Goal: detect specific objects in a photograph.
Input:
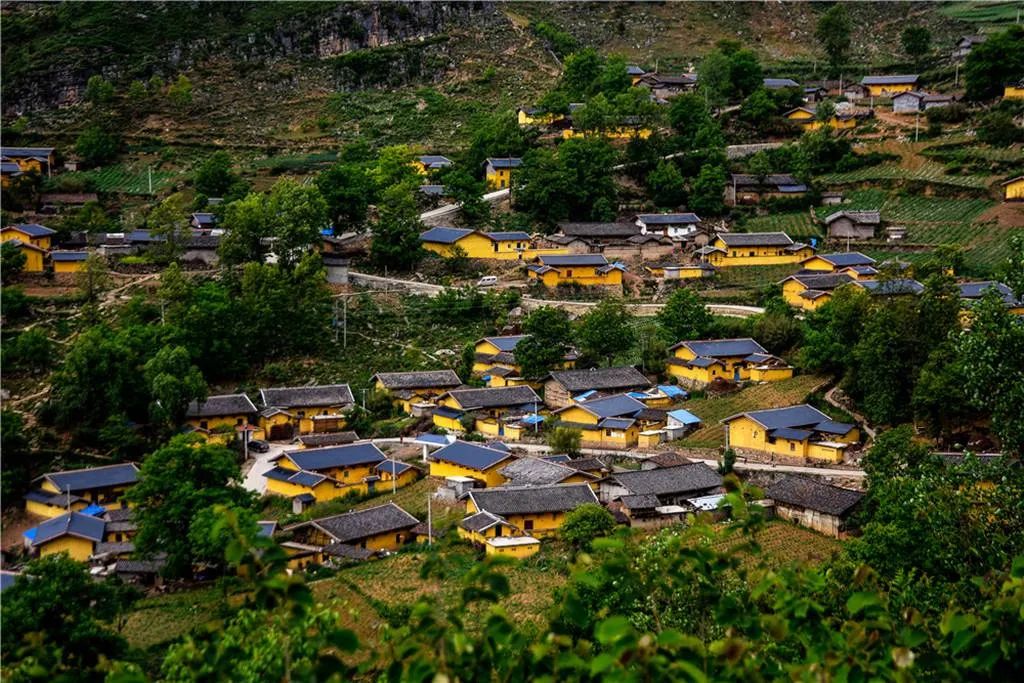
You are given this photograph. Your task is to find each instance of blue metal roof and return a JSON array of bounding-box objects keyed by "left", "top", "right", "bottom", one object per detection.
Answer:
[
  {"left": 285, "top": 443, "right": 386, "bottom": 471},
  {"left": 376, "top": 460, "right": 413, "bottom": 476},
  {"left": 43, "top": 463, "right": 139, "bottom": 493},
  {"left": 815, "top": 252, "right": 875, "bottom": 267},
  {"left": 538, "top": 254, "right": 609, "bottom": 267},
  {"left": 520, "top": 413, "right": 545, "bottom": 425},
  {"left": 574, "top": 394, "right": 646, "bottom": 419},
  {"left": 433, "top": 406, "right": 464, "bottom": 419},
  {"left": 813, "top": 420, "right": 856, "bottom": 435},
  {"left": 542, "top": 454, "right": 572, "bottom": 463},
  {"left": 1, "top": 162, "right": 21, "bottom": 173},
  {"left": 675, "top": 338, "right": 766, "bottom": 358},
  {"left": 627, "top": 391, "right": 649, "bottom": 399},
  {"left": 420, "top": 226, "right": 474, "bottom": 244},
  {"left": 668, "top": 409, "right": 702, "bottom": 425},
  {"left": 31, "top": 512, "right": 106, "bottom": 546},
  {"left": 0, "top": 146, "right": 54, "bottom": 157},
  {"left": 484, "top": 335, "right": 526, "bottom": 352},
  {"left": 486, "top": 231, "right": 530, "bottom": 241},
  {"left": 770, "top": 427, "right": 813, "bottom": 441},
  {"left": 689, "top": 357, "right": 724, "bottom": 368},
  {"left": 574, "top": 390, "right": 598, "bottom": 401},
  {"left": 626, "top": 65, "right": 645, "bottom": 75},
  {"left": 10, "top": 223, "right": 56, "bottom": 237},
  {"left": 257, "top": 521, "right": 276, "bottom": 537},
  {"left": 777, "top": 184, "right": 809, "bottom": 193},
  {"left": 415, "top": 433, "right": 455, "bottom": 446},
  {"left": 0, "top": 571, "right": 18, "bottom": 592},
  {"left": 418, "top": 155, "right": 452, "bottom": 167},
  {"left": 658, "top": 385, "right": 688, "bottom": 399},
  {"left": 432, "top": 440, "right": 513, "bottom": 471},
  {"left": 600, "top": 417, "right": 636, "bottom": 430},
  {"left": 50, "top": 251, "right": 89, "bottom": 262},
  {"left": 81, "top": 503, "right": 106, "bottom": 516}
]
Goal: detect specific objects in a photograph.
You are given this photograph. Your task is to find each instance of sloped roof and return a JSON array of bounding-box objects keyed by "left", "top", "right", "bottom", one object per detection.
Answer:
[
  {"left": 619, "top": 493, "right": 661, "bottom": 509},
  {"left": 566, "top": 393, "right": 646, "bottom": 419},
  {"left": 548, "top": 366, "right": 650, "bottom": 393},
  {"left": 722, "top": 405, "right": 855, "bottom": 438},
  {"left": 808, "top": 252, "right": 876, "bottom": 268},
  {"left": 260, "top": 384, "right": 354, "bottom": 408},
  {"left": 645, "top": 452, "right": 693, "bottom": 468},
  {"left": 636, "top": 212, "right": 701, "bottom": 225},
  {"left": 669, "top": 337, "right": 767, "bottom": 357},
  {"left": 40, "top": 463, "right": 139, "bottom": 493},
  {"left": 958, "top": 281, "right": 1019, "bottom": 305},
  {"left": 538, "top": 254, "right": 609, "bottom": 267},
  {"left": 31, "top": 512, "right": 106, "bottom": 546},
  {"left": 480, "top": 335, "right": 527, "bottom": 352},
  {"left": 823, "top": 210, "right": 881, "bottom": 225},
  {"left": 611, "top": 463, "right": 723, "bottom": 497},
  {"left": 373, "top": 370, "right": 462, "bottom": 390},
  {"left": 469, "top": 483, "right": 599, "bottom": 516},
  {"left": 310, "top": 503, "right": 419, "bottom": 543},
  {"left": 498, "top": 457, "right": 589, "bottom": 487},
  {"left": 460, "top": 510, "right": 510, "bottom": 533},
  {"left": 0, "top": 146, "right": 54, "bottom": 157},
  {"left": 443, "top": 385, "right": 541, "bottom": 410},
  {"left": 717, "top": 232, "right": 794, "bottom": 247},
  {"left": 419, "top": 226, "right": 474, "bottom": 244},
  {"left": 861, "top": 74, "right": 919, "bottom": 85},
  {"left": 185, "top": 393, "right": 257, "bottom": 418},
  {"left": 764, "top": 77, "right": 800, "bottom": 88},
  {"left": 779, "top": 273, "right": 854, "bottom": 291},
  {"left": 851, "top": 279, "right": 925, "bottom": 295},
  {"left": 296, "top": 431, "right": 359, "bottom": 447},
  {"left": 49, "top": 251, "right": 89, "bottom": 262},
  {"left": 7, "top": 223, "right": 56, "bottom": 237},
  {"left": 766, "top": 475, "right": 864, "bottom": 516},
  {"left": 731, "top": 174, "right": 800, "bottom": 188},
  {"left": 486, "top": 157, "right": 523, "bottom": 169},
  {"left": 418, "top": 155, "right": 452, "bottom": 167},
  {"left": 563, "top": 457, "right": 609, "bottom": 472},
  {"left": 283, "top": 442, "right": 386, "bottom": 471},
  {"left": 558, "top": 222, "right": 640, "bottom": 238},
  {"left": 486, "top": 231, "right": 531, "bottom": 242},
  {"left": 432, "top": 440, "right": 515, "bottom": 471},
  {"left": 264, "top": 466, "right": 328, "bottom": 487}
]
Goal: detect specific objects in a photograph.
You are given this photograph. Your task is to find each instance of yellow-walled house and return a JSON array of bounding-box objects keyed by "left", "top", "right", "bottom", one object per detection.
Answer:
[
  {"left": 497, "top": 456, "right": 598, "bottom": 488},
  {"left": 726, "top": 174, "right": 808, "bottom": 206},
  {"left": 779, "top": 273, "right": 855, "bottom": 311},
  {"left": 258, "top": 384, "right": 354, "bottom": 437},
  {"left": 666, "top": 338, "right": 793, "bottom": 387},
  {"left": 527, "top": 254, "right": 625, "bottom": 288},
  {"left": 543, "top": 366, "right": 652, "bottom": 409},
  {"left": 561, "top": 124, "right": 653, "bottom": 140},
  {"left": 467, "top": 483, "right": 601, "bottom": 537},
  {"left": 458, "top": 509, "right": 524, "bottom": 546},
  {"left": 472, "top": 335, "right": 577, "bottom": 384},
  {"left": 627, "top": 65, "right": 646, "bottom": 85},
  {"left": 860, "top": 75, "right": 919, "bottom": 97},
  {"left": 4, "top": 239, "right": 46, "bottom": 272},
  {"left": 1002, "top": 79, "right": 1024, "bottom": 100},
  {"left": 722, "top": 404, "right": 859, "bottom": 463},
  {"left": 25, "top": 463, "right": 139, "bottom": 519},
  {"left": 517, "top": 107, "right": 565, "bottom": 127},
  {"left": 420, "top": 227, "right": 529, "bottom": 259},
  {"left": 551, "top": 394, "right": 655, "bottom": 449},
  {"left": 373, "top": 369, "right": 462, "bottom": 414},
  {"left": 958, "top": 281, "right": 1024, "bottom": 317},
  {"left": 411, "top": 155, "right": 452, "bottom": 175},
  {"left": 0, "top": 146, "right": 56, "bottom": 175},
  {"left": 700, "top": 232, "right": 814, "bottom": 267},
  {"left": 484, "top": 157, "right": 522, "bottom": 190},
  {"left": 428, "top": 440, "right": 516, "bottom": 487},
  {"left": 486, "top": 535, "right": 541, "bottom": 557},
  {"left": 644, "top": 263, "right": 717, "bottom": 280},
  {"left": 286, "top": 502, "right": 420, "bottom": 557},
  {"left": 264, "top": 442, "right": 388, "bottom": 502},
  {"left": 1, "top": 223, "right": 56, "bottom": 249},
  {"left": 185, "top": 393, "right": 258, "bottom": 434},
  {"left": 783, "top": 107, "right": 856, "bottom": 131},
  {"left": 1002, "top": 175, "right": 1024, "bottom": 201},
  {"left": 51, "top": 250, "right": 89, "bottom": 273},
  {"left": 799, "top": 252, "right": 876, "bottom": 273},
  {"left": 27, "top": 511, "right": 106, "bottom": 562},
  {"left": 437, "top": 385, "right": 542, "bottom": 418}
]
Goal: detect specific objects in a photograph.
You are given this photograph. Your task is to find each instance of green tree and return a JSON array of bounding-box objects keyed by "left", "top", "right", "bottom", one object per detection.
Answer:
[
  {"left": 144, "top": 345, "right": 207, "bottom": 427},
  {"left": 146, "top": 193, "right": 192, "bottom": 263},
  {"left": 688, "top": 163, "right": 727, "bottom": 216},
  {"left": 442, "top": 168, "right": 490, "bottom": 224},
  {"left": 900, "top": 26, "right": 931, "bottom": 62},
  {"left": 964, "top": 26, "right": 1024, "bottom": 100},
  {"left": 168, "top": 74, "right": 193, "bottom": 109},
  {"left": 799, "top": 286, "right": 871, "bottom": 374},
  {"left": 977, "top": 110, "right": 1021, "bottom": 147},
  {"left": 561, "top": 503, "right": 616, "bottom": 550},
  {"left": 84, "top": 74, "right": 115, "bottom": 105},
  {"left": 998, "top": 232, "right": 1024, "bottom": 299},
  {"left": 4, "top": 327, "right": 53, "bottom": 375},
  {"left": 61, "top": 201, "right": 114, "bottom": 233},
  {"left": 1, "top": 554, "right": 138, "bottom": 679},
  {"left": 668, "top": 93, "right": 712, "bottom": 141},
  {"left": 577, "top": 298, "right": 636, "bottom": 366},
  {"left": 513, "top": 148, "right": 571, "bottom": 227},
  {"left": 126, "top": 435, "right": 253, "bottom": 577},
  {"left": 718, "top": 447, "right": 736, "bottom": 474},
  {"left": 515, "top": 306, "right": 574, "bottom": 379},
  {"left": 646, "top": 159, "right": 686, "bottom": 207},
  {"left": 598, "top": 55, "right": 632, "bottom": 96},
  {"left": 127, "top": 79, "right": 147, "bottom": 105},
  {"left": 816, "top": 4, "right": 852, "bottom": 75},
  {"left": 370, "top": 185, "right": 425, "bottom": 271},
  {"left": 747, "top": 150, "right": 773, "bottom": 181},
  {"left": 547, "top": 425, "right": 582, "bottom": 457},
  {"left": 698, "top": 49, "right": 732, "bottom": 109},
  {"left": 1, "top": 410, "right": 32, "bottom": 504},
  {"left": 464, "top": 111, "right": 535, "bottom": 172},
  {"left": 538, "top": 89, "right": 571, "bottom": 115},
  {"left": 1, "top": 240, "right": 26, "bottom": 283},
  {"left": 75, "top": 125, "right": 119, "bottom": 165},
  {"left": 76, "top": 253, "right": 110, "bottom": 303},
  {"left": 372, "top": 144, "right": 419, "bottom": 190},
  {"left": 729, "top": 49, "right": 763, "bottom": 97},
  {"left": 219, "top": 191, "right": 272, "bottom": 265},
  {"left": 911, "top": 342, "right": 978, "bottom": 444},
  {"left": 740, "top": 87, "right": 777, "bottom": 127},
  {"left": 658, "top": 287, "right": 713, "bottom": 342},
  {"left": 562, "top": 48, "right": 603, "bottom": 99},
  {"left": 572, "top": 92, "right": 615, "bottom": 133},
  {"left": 850, "top": 299, "right": 920, "bottom": 425},
  {"left": 266, "top": 178, "right": 329, "bottom": 269},
  {"left": 752, "top": 309, "right": 803, "bottom": 356},
  {"left": 187, "top": 503, "right": 261, "bottom": 569},
  {"left": 194, "top": 151, "right": 247, "bottom": 199},
  {"left": 559, "top": 136, "right": 618, "bottom": 221},
  {"left": 315, "top": 162, "right": 374, "bottom": 231}
]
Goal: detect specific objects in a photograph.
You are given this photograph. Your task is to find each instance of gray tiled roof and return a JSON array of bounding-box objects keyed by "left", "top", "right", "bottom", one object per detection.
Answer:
[
  {"left": 611, "top": 463, "right": 723, "bottom": 497},
  {"left": 323, "top": 542, "right": 375, "bottom": 560},
  {"left": 32, "top": 512, "right": 106, "bottom": 546},
  {"left": 432, "top": 441, "right": 515, "bottom": 471},
  {"left": 780, "top": 273, "right": 854, "bottom": 291},
  {"left": 469, "top": 483, "right": 599, "bottom": 516},
  {"left": 373, "top": 370, "right": 462, "bottom": 390},
  {"left": 40, "top": 463, "right": 139, "bottom": 493},
  {"left": 861, "top": 74, "right": 918, "bottom": 85},
  {"left": 823, "top": 210, "right": 881, "bottom": 225},
  {"left": 811, "top": 252, "right": 876, "bottom": 267},
  {"left": 444, "top": 385, "right": 541, "bottom": 410},
  {"left": 731, "top": 174, "right": 800, "bottom": 188},
  {"left": 569, "top": 393, "right": 646, "bottom": 419},
  {"left": 669, "top": 338, "right": 767, "bottom": 357},
  {"left": 718, "top": 232, "right": 794, "bottom": 247},
  {"left": 548, "top": 366, "right": 650, "bottom": 393},
  {"left": 619, "top": 493, "right": 661, "bottom": 509},
  {"left": 310, "top": 503, "right": 419, "bottom": 543},
  {"left": 498, "top": 457, "right": 588, "bottom": 487},
  {"left": 260, "top": 384, "right": 354, "bottom": 408},
  {"left": 558, "top": 222, "right": 640, "bottom": 238},
  {"left": 284, "top": 442, "right": 386, "bottom": 472},
  {"left": 766, "top": 475, "right": 863, "bottom": 516},
  {"left": 185, "top": 393, "right": 257, "bottom": 418},
  {"left": 460, "top": 510, "right": 508, "bottom": 533}
]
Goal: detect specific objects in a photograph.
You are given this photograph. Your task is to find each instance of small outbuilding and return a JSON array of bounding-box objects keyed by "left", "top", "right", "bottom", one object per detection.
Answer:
[{"left": 765, "top": 475, "right": 863, "bottom": 538}]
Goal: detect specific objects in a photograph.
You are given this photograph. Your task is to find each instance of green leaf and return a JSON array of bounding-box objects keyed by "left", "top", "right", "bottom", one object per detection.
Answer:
[{"left": 847, "top": 591, "right": 881, "bottom": 616}]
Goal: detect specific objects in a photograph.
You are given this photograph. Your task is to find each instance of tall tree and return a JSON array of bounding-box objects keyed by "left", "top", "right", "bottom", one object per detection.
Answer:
[
  {"left": 266, "top": 178, "right": 329, "bottom": 270},
  {"left": 698, "top": 50, "right": 732, "bottom": 109},
  {"left": 147, "top": 193, "right": 193, "bottom": 263},
  {"left": 728, "top": 49, "right": 763, "bottom": 97},
  {"left": 514, "top": 306, "right": 574, "bottom": 379},
  {"left": 577, "top": 298, "right": 636, "bottom": 366},
  {"left": 900, "top": 26, "right": 931, "bottom": 63},
  {"left": 316, "top": 162, "right": 374, "bottom": 231},
  {"left": 688, "top": 163, "right": 727, "bottom": 216},
  {"left": 1, "top": 241, "right": 26, "bottom": 283},
  {"left": 75, "top": 253, "right": 111, "bottom": 303},
  {"left": 144, "top": 345, "right": 207, "bottom": 427},
  {"left": 964, "top": 26, "right": 1024, "bottom": 100},
  {"left": 370, "top": 184, "right": 425, "bottom": 271},
  {"left": 441, "top": 169, "right": 490, "bottom": 224},
  {"left": 219, "top": 191, "right": 272, "bottom": 266},
  {"left": 562, "top": 48, "right": 603, "bottom": 99},
  {"left": 646, "top": 159, "right": 686, "bottom": 208},
  {"left": 815, "top": 4, "right": 852, "bottom": 75},
  {"left": 658, "top": 287, "right": 713, "bottom": 342},
  {"left": 194, "top": 151, "right": 247, "bottom": 200}
]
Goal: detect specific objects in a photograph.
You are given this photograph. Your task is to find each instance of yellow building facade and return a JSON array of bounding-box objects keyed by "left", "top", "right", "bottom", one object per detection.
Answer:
[
  {"left": 484, "top": 157, "right": 521, "bottom": 190},
  {"left": 485, "top": 536, "right": 540, "bottom": 557},
  {"left": 554, "top": 404, "right": 641, "bottom": 448},
  {"left": 1004, "top": 84, "right": 1024, "bottom": 99},
  {"left": 1, "top": 225, "right": 54, "bottom": 249},
  {"left": 5, "top": 240, "right": 46, "bottom": 272},
  {"left": 38, "top": 535, "right": 95, "bottom": 561},
  {"left": 666, "top": 338, "right": 793, "bottom": 386},
  {"left": 1002, "top": 176, "right": 1024, "bottom": 201},
  {"left": 703, "top": 234, "right": 813, "bottom": 267},
  {"left": 723, "top": 405, "right": 859, "bottom": 463}
]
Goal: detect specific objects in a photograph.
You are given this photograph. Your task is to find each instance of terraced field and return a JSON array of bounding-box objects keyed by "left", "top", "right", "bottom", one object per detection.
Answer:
[
  {"left": 62, "top": 164, "right": 179, "bottom": 195},
  {"left": 742, "top": 210, "right": 821, "bottom": 239},
  {"left": 818, "top": 162, "right": 992, "bottom": 190}
]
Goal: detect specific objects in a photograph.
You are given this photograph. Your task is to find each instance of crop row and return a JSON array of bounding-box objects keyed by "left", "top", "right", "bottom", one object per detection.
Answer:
[
  {"left": 818, "top": 162, "right": 992, "bottom": 189},
  {"left": 64, "top": 165, "right": 178, "bottom": 195}
]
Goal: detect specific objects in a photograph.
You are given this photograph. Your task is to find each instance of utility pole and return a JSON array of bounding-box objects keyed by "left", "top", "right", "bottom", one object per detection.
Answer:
[
  {"left": 342, "top": 297, "right": 348, "bottom": 348},
  {"left": 954, "top": 62, "right": 959, "bottom": 88},
  {"left": 427, "top": 494, "right": 433, "bottom": 546},
  {"left": 391, "top": 462, "right": 397, "bottom": 494},
  {"left": 148, "top": 166, "right": 153, "bottom": 195},
  {"left": 915, "top": 111, "right": 920, "bottom": 143}
]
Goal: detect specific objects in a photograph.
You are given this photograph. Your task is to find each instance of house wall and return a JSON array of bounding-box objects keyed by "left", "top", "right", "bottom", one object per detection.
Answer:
[
  {"left": 708, "top": 239, "right": 813, "bottom": 266},
  {"left": 25, "top": 499, "right": 90, "bottom": 519},
  {"left": 603, "top": 242, "right": 675, "bottom": 262},
  {"left": 528, "top": 266, "right": 623, "bottom": 288},
  {"left": 39, "top": 480, "right": 133, "bottom": 507},
  {"left": 1004, "top": 179, "right": 1024, "bottom": 201},
  {"left": 775, "top": 504, "right": 846, "bottom": 538},
  {"left": 429, "top": 460, "right": 506, "bottom": 487},
  {"left": 433, "top": 412, "right": 464, "bottom": 432},
  {"left": 749, "top": 366, "right": 795, "bottom": 382},
  {"left": 187, "top": 414, "right": 250, "bottom": 432},
  {"left": 1, "top": 229, "right": 51, "bottom": 249},
  {"left": 866, "top": 83, "right": 914, "bottom": 96},
  {"left": 543, "top": 379, "right": 573, "bottom": 409},
  {"left": 38, "top": 536, "right": 95, "bottom": 561},
  {"left": 782, "top": 280, "right": 832, "bottom": 311},
  {"left": 800, "top": 256, "right": 840, "bottom": 272},
  {"left": 53, "top": 260, "right": 85, "bottom": 273},
  {"left": 726, "top": 416, "right": 808, "bottom": 458},
  {"left": 485, "top": 539, "right": 540, "bottom": 557},
  {"left": 486, "top": 166, "right": 513, "bottom": 190},
  {"left": 1005, "top": 86, "right": 1024, "bottom": 100},
  {"left": 278, "top": 458, "right": 376, "bottom": 486},
  {"left": 827, "top": 217, "right": 876, "bottom": 240},
  {"left": 892, "top": 95, "right": 921, "bottom": 113},
  {"left": 21, "top": 246, "right": 46, "bottom": 272},
  {"left": 807, "top": 442, "right": 847, "bottom": 463}
]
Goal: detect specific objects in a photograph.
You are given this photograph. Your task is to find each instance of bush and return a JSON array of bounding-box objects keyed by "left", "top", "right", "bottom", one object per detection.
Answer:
[
  {"left": 547, "top": 426, "right": 582, "bottom": 457},
  {"left": 560, "top": 503, "right": 616, "bottom": 550}
]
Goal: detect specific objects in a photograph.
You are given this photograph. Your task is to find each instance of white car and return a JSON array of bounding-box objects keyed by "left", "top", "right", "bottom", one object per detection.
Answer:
[{"left": 476, "top": 275, "right": 498, "bottom": 287}]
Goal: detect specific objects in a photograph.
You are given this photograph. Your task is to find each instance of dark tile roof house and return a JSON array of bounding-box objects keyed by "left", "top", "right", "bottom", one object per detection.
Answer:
[
  {"left": 957, "top": 281, "right": 1021, "bottom": 307},
  {"left": 763, "top": 78, "right": 801, "bottom": 88},
  {"left": 609, "top": 463, "right": 723, "bottom": 498},
  {"left": 296, "top": 431, "right": 360, "bottom": 448},
  {"left": 469, "top": 483, "right": 599, "bottom": 516},
  {"left": 778, "top": 273, "right": 855, "bottom": 297},
  {"left": 259, "top": 384, "right": 354, "bottom": 409},
  {"left": 8, "top": 223, "right": 57, "bottom": 238},
  {"left": 557, "top": 222, "right": 641, "bottom": 239},
  {"left": 460, "top": 510, "right": 511, "bottom": 533},
  {"left": 851, "top": 278, "right": 925, "bottom": 296},
  {"left": 860, "top": 75, "right": 919, "bottom": 86},
  {"left": 298, "top": 502, "right": 419, "bottom": 544},
  {"left": 376, "top": 460, "right": 416, "bottom": 477},
  {"left": 31, "top": 512, "right": 106, "bottom": 548},
  {"left": 568, "top": 394, "right": 648, "bottom": 419},
  {"left": 498, "top": 457, "right": 595, "bottom": 487},
  {"left": 373, "top": 370, "right": 462, "bottom": 390},
  {"left": 185, "top": 393, "right": 257, "bottom": 419},
  {"left": 441, "top": 385, "right": 541, "bottom": 410},
  {"left": 723, "top": 404, "right": 856, "bottom": 439},
  {"left": 0, "top": 146, "right": 55, "bottom": 159},
  {"left": 766, "top": 475, "right": 864, "bottom": 517},
  {"left": 635, "top": 213, "right": 701, "bottom": 226},
  {"left": 644, "top": 452, "right": 693, "bottom": 469},
  {"left": 547, "top": 366, "right": 651, "bottom": 394},
  {"left": 37, "top": 463, "right": 140, "bottom": 493},
  {"left": 806, "top": 252, "right": 876, "bottom": 268},
  {"left": 420, "top": 226, "right": 474, "bottom": 244},
  {"left": 281, "top": 443, "right": 387, "bottom": 472},
  {"left": 823, "top": 210, "right": 881, "bottom": 226},
  {"left": 418, "top": 155, "right": 453, "bottom": 169},
  {"left": 563, "top": 457, "right": 610, "bottom": 474},
  {"left": 669, "top": 338, "right": 768, "bottom": 357},
  {"left": 50, "top": 251, "right": 89, "bottom": 263},
  {"left": 626, "top": 65, "right": 646, "bottom": 76},
  {"left": 730, "top": 174, "right": 806, "bottom": 192},
  {"left": 486, "top": 157, "right": 523, "bottom": 169},
  {"left": 191, "top": 212, "right": 216, "bottom": 228},
  {"left": 431, "top": 440, "right": 516, "bottom": 472},
  {"left": 323, "top": 542, "right": 375, "bottom": 561},
  {"left": 537, "top": 254, "right": 611, "bottom": 268},
  {"left": 717, "top": 232, "right": 797, "bottom": 248},
  {"left": 418, "top": 184, "right": 446, "bottom": 197}
]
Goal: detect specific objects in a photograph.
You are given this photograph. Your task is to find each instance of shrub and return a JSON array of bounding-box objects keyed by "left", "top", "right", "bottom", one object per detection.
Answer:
[{"left": 560, "top": 503, "right": 616, "bottom": 550}]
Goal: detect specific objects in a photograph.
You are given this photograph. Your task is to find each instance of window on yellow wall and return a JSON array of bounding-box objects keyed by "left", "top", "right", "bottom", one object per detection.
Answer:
[
  {"left": 200, "top": 420, "right": 208, "bottom": 429},
  {"left": 790, "top": 442, "right": 795, "bottom": 451},
  {"left": 524, "top": 519, "right": 534, "bottom": 531}
]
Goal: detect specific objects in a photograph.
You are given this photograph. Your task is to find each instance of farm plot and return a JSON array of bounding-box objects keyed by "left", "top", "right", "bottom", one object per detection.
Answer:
[
  {"left": 818, "top": 162, "right": 992, "bottom": 190},
  {"left": 815, "top": 191, "right": 993, "bottom": 224},
  {"left": 742, "top": 210, "right": 820, "bottom": 238},
  {"left": 62, "top": 164, "right": 178, "bottom": 195}
]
